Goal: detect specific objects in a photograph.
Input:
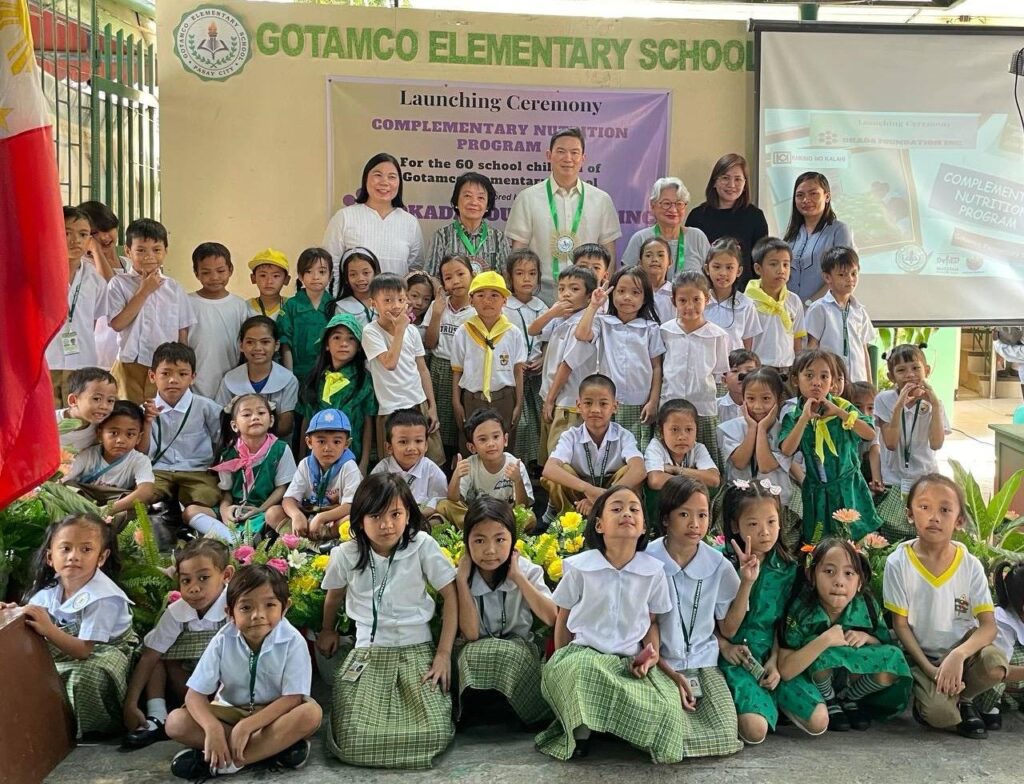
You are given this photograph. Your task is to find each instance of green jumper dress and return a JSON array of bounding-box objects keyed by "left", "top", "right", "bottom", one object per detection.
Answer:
[{"left": 303, "top": 364, "right": 378, "bottom": 461}]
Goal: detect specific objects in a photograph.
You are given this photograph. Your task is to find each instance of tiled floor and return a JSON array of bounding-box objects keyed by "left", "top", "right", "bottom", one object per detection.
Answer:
[{"left": 940, "top": 392, "right": 1021, "bottom": 497}]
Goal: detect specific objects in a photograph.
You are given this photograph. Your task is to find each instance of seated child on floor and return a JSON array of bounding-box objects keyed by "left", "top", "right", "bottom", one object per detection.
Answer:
[
  {"left": 453, "top": 497, "right": 556, "bottom": 725},
  {"left": 976, "top": 561, "right": 1024, "bottom": 727},
  {"left": 435, "top": 408, "right": 535, "bottom": 530},
  {"left": 165, "top": 564, "right": 322, "bottom": 779},
  {"left": 57, "top": 366, "right": 118, "bottom": 452},
  {"left": 645, "top": 398, "right": 720, "bottom": 492},
  {"left": 122, "top": 540, "right": 233, "bottom": 750},
  {"left": 370, "top": 408, "right": 448, "bottom": 517},
  {"left": 541, "top": 374, "right": 646, "bottom": 520}
]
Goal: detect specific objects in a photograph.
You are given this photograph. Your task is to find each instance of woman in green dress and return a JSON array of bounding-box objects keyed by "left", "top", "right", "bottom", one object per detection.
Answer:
[
  {"left": 780, "top": 350, "right": 882, "bottom": 544},
  {"left": 778, "top": 538, "right": 911, "bottom": 731}
]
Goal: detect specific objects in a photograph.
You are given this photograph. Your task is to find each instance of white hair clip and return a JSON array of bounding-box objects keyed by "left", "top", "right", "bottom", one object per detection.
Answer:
[
  {"left": 758, "top": 478, "right": 783, "bottom": 496},
  {"left": 732, "top": 479, "right": 751, "bottom": 490}
]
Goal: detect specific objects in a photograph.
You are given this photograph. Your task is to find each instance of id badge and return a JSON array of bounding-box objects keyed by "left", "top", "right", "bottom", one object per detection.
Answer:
[
  {"left": 685, "top": 670, "right": 703, "bottom": 700},
  {"left": 61, "top": 330, "right": 80, "bottom": 356},
  {"left": 341, "top": 649, "right": 369, "bottom": 682}
]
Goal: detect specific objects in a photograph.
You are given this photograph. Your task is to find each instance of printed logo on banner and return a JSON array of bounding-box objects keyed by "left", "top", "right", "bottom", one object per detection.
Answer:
[{"left": 173, "top": 5, "right": 252, "bottom": 82}]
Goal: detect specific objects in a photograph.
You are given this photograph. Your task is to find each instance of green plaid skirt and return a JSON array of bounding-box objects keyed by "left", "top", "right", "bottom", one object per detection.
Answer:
[
  {"left": 876, "top": 485, "right": 914, "bottom": 543},
  {"left": 670, "top": 666, "right": 743, "bottom": 758},
  {"left": 163, "top": 628, "right": 220, "bottom": 664},
  {"left": 697, "top": 415, "right": 723, "bottom": 474},
  {"left": 430, "top": 357, "right": 458, "bottom": 454},
  {"left": 615, "top": 404, "right": 651, "bottom": 453},
  {"left": 516, "top": 373, "right": 542, "bottom": 466},
  {"left": 535, "top": 644, "right": 686, "bottom": 763},
  {"left": 50, "top": 624, "right": 139, "bottom": 737},
  {"left": 975, "top": 644, "right": 1024, "bottom": 713},
  {"left": 327, "top": 643, "right": 453, "bottom": 769},
  {"left": 456, "top": 636, "right": 551, "bottom": 725}
]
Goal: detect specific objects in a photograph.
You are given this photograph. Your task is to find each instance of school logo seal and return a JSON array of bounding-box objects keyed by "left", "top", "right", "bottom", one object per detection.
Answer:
[{"left": 173, "top": 6, "right": 251, "bottom": 82}]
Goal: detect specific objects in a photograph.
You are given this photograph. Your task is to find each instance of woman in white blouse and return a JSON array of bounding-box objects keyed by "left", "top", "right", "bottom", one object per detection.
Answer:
[{"left": 323, "top": 153, "right": 425, "bottom": 289}]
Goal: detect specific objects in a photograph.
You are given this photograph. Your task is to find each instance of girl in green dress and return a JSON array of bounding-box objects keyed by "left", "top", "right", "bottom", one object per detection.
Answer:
[
  {"left": 778, "top": 538, "right": 911, "bottom": 732},
  {"left": 780, "top": 350, "right": 882, "bottom": 544},
  {"left": 717, "top": 479, "right": 825, "bottom": 744}
]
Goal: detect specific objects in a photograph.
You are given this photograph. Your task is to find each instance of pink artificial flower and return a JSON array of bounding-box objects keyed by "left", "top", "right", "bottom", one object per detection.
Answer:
[
  {"left": 831, "top": 508, "right": 861, "bottom": 524},
  {"left": 233, "top": 545, "right": 256, "bottom": 565},
  {"left": 713, "top": 534, "right": 726, "bottom": 545},
  {"left": 280, "top": 533, "right": 301, "bottom": 549},
  {"left": 267, "top": 558, "right": 289, "bottom": 575},
  {"left": 861, "top": 533, "right": 890, "bottom": 550},
  {"left": 167, "top": 590, "right": 182, "bottom": 604}
]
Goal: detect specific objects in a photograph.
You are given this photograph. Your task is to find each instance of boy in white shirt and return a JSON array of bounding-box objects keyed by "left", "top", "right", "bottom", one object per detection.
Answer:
[
  {"left": 805, "top": 246, "right": 877, "bottom": 384},
  {"left": 187, "top": 242, "right": 250, "bottom": 398},
  {"left": 57, "top": 366, "right": 118, "bottom": 452},
  {"left": 541, "top": 374, "right": 646, "bottom": 521},
  {"left": 435, "top": 408, "right": 535, "bottom": 530},
  {"left": 884, "top": 474, "right": 1008, "bottom": 739},
  {"left": 49, "top": 206, "right": 108, "bottom": 406},
  {"left": 370, "top": 409, "right": 448, "bottom": 517},
  {"left": 451, "top": 271, "right": 527, "bottom": 455},
  {"left": 717, "top": 349, "right": 760, "bottom": 424},
  {"left": 107, "top": 219, "right": 195, "bottom": 403},
  {"left": 361, "top": 273, "right": 445, "bottom": 466},
  {"left": 744, "top": 237, "right": 805, "bottom": 373}
]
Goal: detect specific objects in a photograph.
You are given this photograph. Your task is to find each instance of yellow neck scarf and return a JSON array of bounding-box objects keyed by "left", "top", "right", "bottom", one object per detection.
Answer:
[
  {"left": 746, "top": 280, "right": 793, "bottom": 332},
  {"left": 465, "top": 315, "right": 514, "bottom": 401},
  {"left": 322, "top": 370, "right": 350, "bottom": 404},
  {"left": 808, "top": 396, "right": 852, "bottom": 464}
]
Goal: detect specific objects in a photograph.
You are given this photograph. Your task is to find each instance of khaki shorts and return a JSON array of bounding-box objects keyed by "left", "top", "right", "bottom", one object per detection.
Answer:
[
  {"left": 50, "top": 370, "right": 75, "bottom": 408},
  {"left": 542, "top": 406, "right": 581, "bottom": 463},
  {"left": 111, "top": 360, "right": 155, "bottom": 404},
  {"left": 911, "top": 643, "right": 1008, "bottom": 729},
  {"left": 153, "top": 470, "right": 221, "bottom": 508},
  {"left": 541, "top": 464, "right": 631, "bottom": 514}
]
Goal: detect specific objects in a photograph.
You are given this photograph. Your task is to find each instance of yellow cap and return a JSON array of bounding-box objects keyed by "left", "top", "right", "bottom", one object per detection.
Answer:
[
  {"left": 248, "top": 248, "right": 290, "bottom": 273},
  {"left": 468, "top": 270, "right": 510, "bottom": 298}
]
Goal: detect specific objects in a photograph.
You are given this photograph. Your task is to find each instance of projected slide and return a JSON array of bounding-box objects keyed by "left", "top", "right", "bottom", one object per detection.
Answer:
[{"left": 757, "top": 27, "right": 1024, "bottom": 323}]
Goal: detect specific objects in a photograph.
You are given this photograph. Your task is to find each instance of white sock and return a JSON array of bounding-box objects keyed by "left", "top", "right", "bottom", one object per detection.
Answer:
[
  {"left": 189, "top": 512, "right": 238, "bottom": 543},
  {"left": 146, "top": 698, "right": 168, "bottom": 722},
  {"left": 215, "top": 762, "right": 242, "bottom": 775},
  {"left": 984, "top": 706, "right": 1001, "bottom": 715}
]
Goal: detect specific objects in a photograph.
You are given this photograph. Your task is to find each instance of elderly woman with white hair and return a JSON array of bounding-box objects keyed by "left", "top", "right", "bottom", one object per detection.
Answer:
[{"left": 621, "top": 176, "right": 711, "bottom": 274}]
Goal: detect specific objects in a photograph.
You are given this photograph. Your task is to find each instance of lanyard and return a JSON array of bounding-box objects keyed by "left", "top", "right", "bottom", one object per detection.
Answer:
[
  {"left": 672, "top": 575, "right": 703, "bottom": 654},
  {"left": 454, "top": 220, "right": 488, "bottom": 258},
  {"left": 652, "top": 225, "right": 685, "bottom": 273},
  {"left": 901, "top": 401, "right": 921, "bottom": 468},
  {"left": 840, "top": 302, "right": 850, "bottom": 358},
  {"left": 582, "top": 442, "right": 612, "bottom": 488},
  {"left": 67, "top": 264, "right": 85, "bottom": 323},
  {"left": 152, "top": 401, "right": 194, "bottom": 465},
  {"left": 477, "top": 593, "right": 507, "bottom": 638},
  {"left": 368, "top": 551, "right": 396, "bottom": 646},
  {"left": 546, "top": 179, "right": 585, "bottom": 280},
  {"left": 514, "top": 308, "right": 535, "bottom": 356},
  {"left": 247, "top": 649, "right": 260, "bottom": 711},
  {"left": 256, "top": 298, "right": 267, "bottom": 316},
  {"left": 79, "top": 452, "right": 132, "bottom": 485}
]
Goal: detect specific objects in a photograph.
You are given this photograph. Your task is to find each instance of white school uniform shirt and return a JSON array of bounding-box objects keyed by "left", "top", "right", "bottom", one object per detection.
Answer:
[
  {"left": 188, "top": 618, "right": 311, "bottom": 705},
  {"left": 147, "top": 390, "right": 221, "bottom": 471},
  {"left": 216, "top": 442, "right": 297, "bottom": 495},
  {"left": 94, "top": 256, "right": 133, "bottom": 369},
  {"left": 557, "top": 336, "right": 599, "bottom": 409},
  {"left": 994, "top": 606, "right": 1024, "bottom": 660},
  {"left": 538, "top": 310, "right": 583, "bottom": 404},
  {"left": 143, "top": 589, "right": 228, "bottom": 654},
  {"left": 580, "top": 315, "right": 665, "bottom": 406},
  {"left": 459, "top": 453, "right": 535, "bottom": 505},
  {"left": 470, "top": 558, "right": 551, "bottom": 642},
  {"left": 334, "top": 296, "right": 376, "bottom": 330},
  {"left": 323, "top": 203, "right": 424, "bottom": 283},
  {"left": 659, "top": 320, "right": 730, "bottom": 416},
  {"left": 749, "top": 289, "right": 805, "bottom": 368},
  {"left": 361, "top": 320, "right": 427, "bottom": 415},
  {"left": 717, "top": 393, "right": 742, "bottom": 424},
  {"left": 883, "top": 541, "right": 994, "bottom": 660},
  {"left": 28, "top": 569, "right": 133, "bottom": 642},
  {"left": 424, "top": 300, "right": 475, "bottom": 362},
  {"left": 371, "top": 455, "right": 448, "bottom": 509},
  {"left": 321, "top": 531, "right": 456, "bottom": 648},
  {"left": 57, "top": 409, "right": 97, "bottom": 451},
  {"left": 550, "top": 422, "right": 642, "bottom": 479},
  {"left": 504, "top": 296, "right": 546, "bottom": 364},
  {"left": 66, "top": 444, "right": 155, "bottom": 490},
  {"left": 216, "top": 362, "right": 299, "bottom": 415},
  {"left": 716, "top": 417, "right": 793, "bottom": 506},
  {"left": 187, "top": 292, "right": 250, "bottom": 399},
  {"left": 45, "top": 261, "right": 107, "bottom": 370},
  {"left": 873, "top": 391, "right": 950, "bottom": 493},
  {"left": 643, "top": 438, "right": 716, "bottom": 475},
  {"left": 553, "top": 549, "right": 671, "bottom": 657},
  {"left": 284, "top": 456, "right": 361, "bottom": 507},
  {"left": 804, "top": 293, "right": 877, "bottom": 383},
  {"left": 653, "top": 280, "right": 674, "bottom": 324},
  {"left": 451, "top": 324, "right": 527, "bottom": 394},
  {"left": 106, "top": 270, "right": 196, "bottom": 366},
  {"left": 647, "top": 538, "right": 741, "bottom": 670},
  {"left": 704, "top": 292, "right": 763, "bottom": 352}
]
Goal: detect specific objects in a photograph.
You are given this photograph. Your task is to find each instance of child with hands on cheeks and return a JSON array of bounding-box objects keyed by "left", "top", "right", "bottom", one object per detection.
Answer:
[
  {"left": 318, "top": 474, "right": 458, "bottom": 769},
  {"left": 164, "top": 565, "right": 322, "bottom": 779},
  {"left": 535, "top": 486, "right": 686, "bottom": 762},
  {"left": 453, "top": 497, "right": 556, "bottom": 725}
]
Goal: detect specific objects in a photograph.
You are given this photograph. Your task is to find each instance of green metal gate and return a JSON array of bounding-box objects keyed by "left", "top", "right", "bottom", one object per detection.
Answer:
[{"left": 31, "top": 0, "right": 159, "bottom": 231}]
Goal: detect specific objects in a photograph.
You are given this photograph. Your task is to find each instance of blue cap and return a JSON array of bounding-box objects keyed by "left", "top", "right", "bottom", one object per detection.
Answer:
[{"left": 305, "top": 408, "right": 352, "bottom": 434}]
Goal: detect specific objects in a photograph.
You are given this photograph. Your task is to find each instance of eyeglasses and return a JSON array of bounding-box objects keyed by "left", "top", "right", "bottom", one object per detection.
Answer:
[
  {"left": 655, "top": 200, "right": 687, "bottom": 211},
  {"left": 717, "top": 175, "right": 746, "bottom": 185}
]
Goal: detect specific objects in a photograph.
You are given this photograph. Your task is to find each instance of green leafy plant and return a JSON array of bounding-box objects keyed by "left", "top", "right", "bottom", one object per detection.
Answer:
[
  {"left": 949, "top": 460, "right": 1024, "bottom": 569},
  {"left": 874, "top": 327, "right": 937, "bottom": 389},
  {"left": 116, "top": 502, "right": 175, "bottom": 635},
  {"left": 0, "top": 497, "right": 50, "bottom": 600}
]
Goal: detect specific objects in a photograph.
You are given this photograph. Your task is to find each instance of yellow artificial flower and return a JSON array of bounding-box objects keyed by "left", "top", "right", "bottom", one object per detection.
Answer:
[
  {"left": 559, "top": 511, "right": 583, "bottom": 533},
  {"left": 564, "top": 535, "right": 584, "bottom": 554},
  {"left": 514, "top": 540, "right": 525, "bottom": 553},
  {"left": 312, "top": 554, "right": 330, "bottom": 571},
  {"left": 339, "top": 519, "right": 352, "bottom": 542},
  {"left": 441, "top": 547, "right": 455, "bottom": 566},
  {"left": 535, "top": 534, "right": 559, "bottom": 567},
  {"left": 290, "top": 574, "right": 318, "bottom": 594},
  {"left": 546, "top": 558, "right": 563, "bottom": 582}
]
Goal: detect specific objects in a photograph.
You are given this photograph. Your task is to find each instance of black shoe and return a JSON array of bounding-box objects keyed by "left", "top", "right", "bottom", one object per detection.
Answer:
[
  {"left": 273, "top": 739, "right": 311, "bottom": 770},
  {"left": 982, "top": 710, "right": 1002, "bottom": 731},
  {"left": 826, "top": 700, "right": 850, "bottom": 732},
  {"left": 316, "top": 539, "right": 339, "bottom": 555},
  {"left": 912, "top": 700, "right": 928, "bottom": 727},
  {"left": 170, "top": 749, "right": 212, "bottom": 780},
  {"left": 842, "top": 702, "right": 871, "bottom": 731},
  {"left": 956, "top": 701, "right": 988, "bottom": 739},
  {"left": 121, "top": 718, "right": 167, "bottom": 749},
  {"left": 571, "top": 738, "right": 590, "bottom": 759}
]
